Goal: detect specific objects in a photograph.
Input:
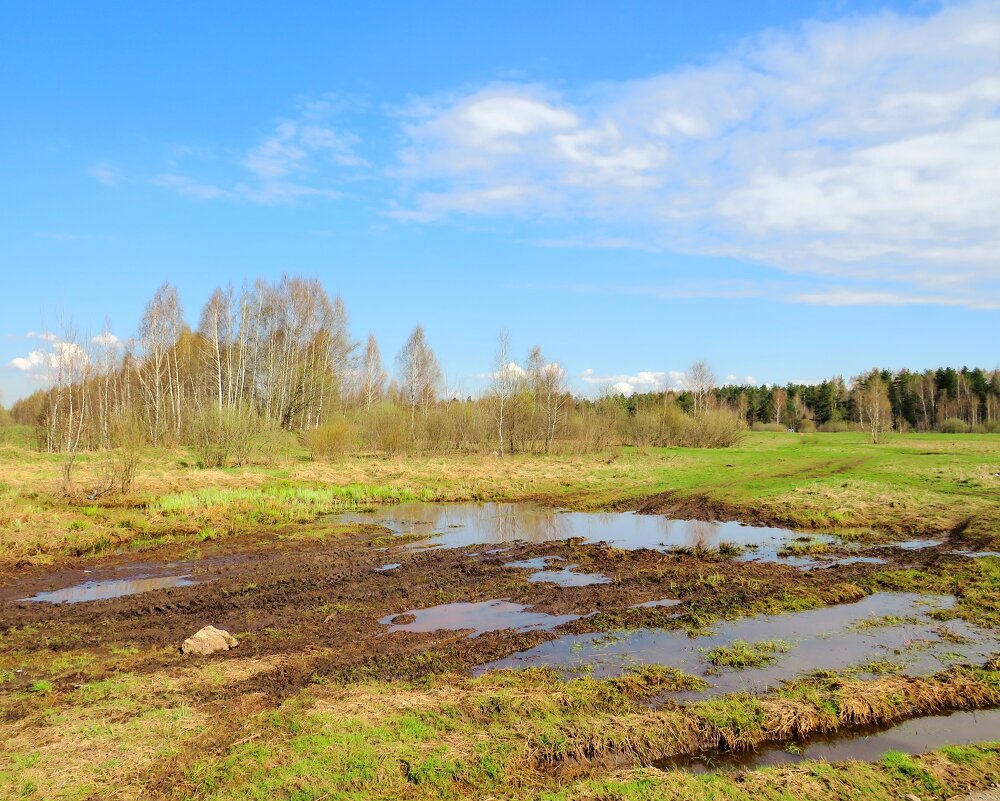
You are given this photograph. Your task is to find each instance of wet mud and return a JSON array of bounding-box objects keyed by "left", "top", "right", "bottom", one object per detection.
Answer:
[{"left": 0, "top": 504, "right": 992, "bottom": 707}]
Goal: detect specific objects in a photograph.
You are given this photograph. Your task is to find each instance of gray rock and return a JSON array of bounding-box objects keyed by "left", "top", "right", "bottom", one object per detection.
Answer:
[{"left": 180, "top": 625, "right": 238, "bottom": 656}]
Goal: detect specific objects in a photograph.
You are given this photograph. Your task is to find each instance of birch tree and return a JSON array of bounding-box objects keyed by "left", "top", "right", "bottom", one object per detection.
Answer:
[
  {"left": 489, "top": 331, "right": 520, "bottom": 457},
  {"left": 360, "top": 334, "right": 387, "bottom": 412},
  {"left": 397, "top": 325, "right": 441, "bottom": 437},
  {"left": 688, "top": 360, "right": 716, "bottom": 415},
  {"left": 527, "top": 345, "right": 567, "bottom": 453}
]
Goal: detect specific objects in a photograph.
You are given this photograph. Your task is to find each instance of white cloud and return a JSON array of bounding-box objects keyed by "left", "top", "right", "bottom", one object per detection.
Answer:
[
  {"left": 153, "top": 174, "right": 231, "bottom": 200},
  {"left": 393, "top": 2, "right": 1000, "bottom": 308},
  {"left": 582, "top": 369, "right": 683, "bottom": 394},
  {"left": 87, "top": 162, "right": 121, "bottom": 187},
  {"left": 10, "top": 342, "right": 89, "bottom": 380},
  {"left": 26, "top": 330, "right": 58, "bottom": 342},
  {"left": 91, "top": 331, "right": 120, "bottom": 347},
  {"left": 156, "top": 104, "right": 365, "bottom": 205}
]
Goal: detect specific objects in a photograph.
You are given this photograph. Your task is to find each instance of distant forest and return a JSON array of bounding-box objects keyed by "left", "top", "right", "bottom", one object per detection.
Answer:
[{"left": 1, "top": 277, "right": 997, "bottom": 477}]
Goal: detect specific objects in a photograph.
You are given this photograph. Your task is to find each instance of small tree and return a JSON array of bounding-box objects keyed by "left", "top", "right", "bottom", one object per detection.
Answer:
[
  {"left": 859, "top": 369, "right": 892, "bottom": 444},
  {"left": 396, "top": 325, "right": 441, "bottom": 438},
  {"left": 360, "top": 333, "right": 387, "bottom": 412},
  {"left": 688, "top": 360, "right": 716, "bottom": 415},
  {"left": 489, "top": 331, "right": 521, "bottom": 457}
]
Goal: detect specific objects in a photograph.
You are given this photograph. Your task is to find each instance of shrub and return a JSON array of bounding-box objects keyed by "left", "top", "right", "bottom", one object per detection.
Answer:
[
  {"left": 103, "top": 412, "right": 145, "bottom": 494},
  {"left": 939, "top": 417, "right": 969, "bottom": 434},
  {"left": 187, "top": 404, "right": 262, "bottom": 468},
  {"left": 797, "top": 418, "right": 816, "bottom": 433},
  {"left": 304, "top": 419, "right": 354, "bottom": 460},
  {"left": 819, "top": 419, "right": 861, "bottom": 433},
  {"left": 678, "top": 409, "right": 747, "bottom": 448},
  {"left": 751, "top": 422, "right": 786, "bottom": 433},
  {"left": 369, "top": 403, "right": 410, "bottom": 457}
]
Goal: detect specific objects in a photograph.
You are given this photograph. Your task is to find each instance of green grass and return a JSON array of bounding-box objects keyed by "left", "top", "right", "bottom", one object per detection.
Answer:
[
  {"left": 704, "top": 640, "right": 789, "bottom": 669},
  {"left": 152, "top": 483, "right": 433, "bottom": 515},
  {"left": 1, "top": 431, "right": 999, "bottom": 562}
]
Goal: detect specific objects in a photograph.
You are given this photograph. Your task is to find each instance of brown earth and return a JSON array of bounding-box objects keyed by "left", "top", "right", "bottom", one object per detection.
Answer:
[{"left": 0, "top": 522, "right": 950, "bottom": 704}]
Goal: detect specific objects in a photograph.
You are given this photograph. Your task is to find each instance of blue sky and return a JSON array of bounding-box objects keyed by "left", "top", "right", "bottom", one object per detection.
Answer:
[{"left": 2, "top": 1, "right": 998, "bottom": 402}]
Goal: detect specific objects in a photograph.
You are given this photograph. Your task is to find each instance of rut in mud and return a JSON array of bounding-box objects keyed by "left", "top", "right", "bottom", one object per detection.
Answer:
[{"left": 0, "top": 503, "right": 980, "bottom": 704}]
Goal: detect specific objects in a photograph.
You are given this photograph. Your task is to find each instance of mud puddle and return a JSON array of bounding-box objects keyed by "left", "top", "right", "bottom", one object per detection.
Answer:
[
  {"left": 505, "top": 557, "right": 612, "bottom": 587},
  {"left": 663, "top": 707, "right": 1000, "bottom": 772},
  {"left": 19, "top": 574, "right": 197, "bottom": 604},
  {"left": 476, "top": 593, "right": 1000, "bottom": 696},
  {"left": 380, "top": 600, "right": 581, "bottom": 638},
  {"left": 341, "top": 502, "right": 852, "bottom": 565}
]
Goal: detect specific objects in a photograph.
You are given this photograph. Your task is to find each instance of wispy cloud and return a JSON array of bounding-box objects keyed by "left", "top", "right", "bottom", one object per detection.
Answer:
[
  {"left": 155, "top": 98, "right": 366, "bottom": 205},
  {"left": 152, "top": 174, "right": 232, "bottom": 200},
  {"left": 581, "top": 368, "right": 686, "bottom": 395},
  {"left": 524, "top": 277, "right": 1000, "bottom": 310},
  {"left": 87, "top": 162, "right": 122, "bottom": 187},
  {"left": 392, "top": 2, "right": 1000, "bottom": 308},
  {"left": 9, "top": 341, "right": 89, "bottom": 380}
]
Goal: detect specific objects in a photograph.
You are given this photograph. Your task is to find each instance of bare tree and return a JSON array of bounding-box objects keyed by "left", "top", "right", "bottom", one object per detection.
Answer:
[
  {"left": 396, "top": 325, "right": 441, "bottom": 437},
  {"left": 489, "top": 331, "right": 521, "bottom": 457},
  {"left": 527, "top": 345, "right": 567, "bottom": 453},
  {"left": 360, "top": 333, "right": 387, "bottom": 412},
  {"left": 688, "top": 360, "right": 716, "bottom": 414},
  {"left": 45, "top": 323, "right": 91, "bottom": 494},
  {"left": 859, "top": 368, "right": 892, "bottom": 444},
  {"left": 137, "top": 283, "right": 184, "bottom": 444},
  {"left": 198, "top": 285, "right": 235, "bottom": 410}
]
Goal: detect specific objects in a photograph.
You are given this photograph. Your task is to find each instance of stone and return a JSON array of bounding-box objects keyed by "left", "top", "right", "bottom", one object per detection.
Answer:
[{"left": 180, "top": 625, "right": 238, "bottom": 656}]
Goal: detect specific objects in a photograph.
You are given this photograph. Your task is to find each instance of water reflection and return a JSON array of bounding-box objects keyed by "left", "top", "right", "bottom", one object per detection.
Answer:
[
  {"left": 342, "top": 502, "right": 830, "bottom": 562},
  {"left": 20, "top": 574, "right": 196, "bottom": 604},
  {"left": 665, "top": 708, "right": 1000, "bottom": 772},
  {"left": 475, "top": 593, "right": 1000, "bottom": 697},
  {"left": 379, "top": 599, "right": 580, "bottom": 638}
]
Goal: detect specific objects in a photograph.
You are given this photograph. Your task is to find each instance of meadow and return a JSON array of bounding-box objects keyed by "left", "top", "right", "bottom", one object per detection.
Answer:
[{"left": 1, "top": 431, "right": 998, "bottom": 800}]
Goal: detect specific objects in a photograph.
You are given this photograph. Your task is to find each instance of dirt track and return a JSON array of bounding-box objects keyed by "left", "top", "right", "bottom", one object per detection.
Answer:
[{"left": 0, "top": 522, "right": 947, "bottom": 701}]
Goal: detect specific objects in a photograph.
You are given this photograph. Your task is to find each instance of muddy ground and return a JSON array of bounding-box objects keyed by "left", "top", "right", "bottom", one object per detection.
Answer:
[{"left": 0, "top": 518, "right": 961, "bottom": 703}]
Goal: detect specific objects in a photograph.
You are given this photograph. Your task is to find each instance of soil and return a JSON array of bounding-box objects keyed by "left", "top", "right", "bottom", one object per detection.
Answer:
[{"left": 0, "top": 520, "right": 953, "bottom": 703}]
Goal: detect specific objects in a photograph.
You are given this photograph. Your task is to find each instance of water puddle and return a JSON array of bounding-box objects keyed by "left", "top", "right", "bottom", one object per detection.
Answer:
[
  {"left": 375, "top": 563, "right": 401, "bottom": 572},
  {"left": 800, "top": 556, "right": 887, "bottom": 571},
  {"left": 19, "top": 574, "right": 197, "bottom": 604},
  {"left": 896, "top": 539, "right": 944, "bottom": 550},
  {"left": 505, "top": 557, "right": 611, "bottom": 587},
  {"left": 475, "top": 593, "right": 1000, "bottom": 697},
  {"left": 341, "top": 502, "right": 850, "bottom": 564},
  {"left": 379, "top": 599, "right": 580, "bottom": 638},
  {"left": 630, "top": 599, "right": 682, "bottom": 609},
  {"left": 664, "top": 707, "right": 1000, "bottom": 772}
]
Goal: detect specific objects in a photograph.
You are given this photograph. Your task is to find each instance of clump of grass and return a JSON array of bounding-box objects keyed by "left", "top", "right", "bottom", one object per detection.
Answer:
[
  {"left": 778, "top": 539, "right": 831, "bottom": 557},
  {"left": 704, "top": 639, "right": 789, "bottom": 669},
  {"left": 151, "top": 483, "right": 432, "bottom": 516},
  {"left": 852, "top": 614, "right": 918, "bottom": 630}
]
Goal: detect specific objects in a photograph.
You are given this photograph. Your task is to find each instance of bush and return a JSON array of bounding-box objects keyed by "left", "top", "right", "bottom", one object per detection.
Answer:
[
  {"left": 678, "top": 409, "right": 747, "bottom": 448},
  {"left": 818, "top": 419, "right": 861, "bottom": 433},
  {"left": 369, "top": 403, "right": 410, "bottom": 457},
  {"left": 304, "top": 419, "right": 354, "bottom": 460},
  {"left": 939, "top": 417, "right": 969, "bottom": 434},
  {"left": 630, "top": 409, "right": 665, "bottom": 446},
  {"left": 797, "top": 418, "right": 816, "bottom": 433},
  {"left": 188, "top": 404, "right": 262, "bottom": 468},
  {"left": 95, "top": 413, "right": 145, "bottom": 495},
  {"left": 751, "top": 422, "right": 786, "bottom": 433}
]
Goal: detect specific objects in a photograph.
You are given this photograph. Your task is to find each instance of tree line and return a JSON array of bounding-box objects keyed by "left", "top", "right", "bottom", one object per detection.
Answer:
[{"left": 2, "top": 276, "right": 997, "bottom": 487}]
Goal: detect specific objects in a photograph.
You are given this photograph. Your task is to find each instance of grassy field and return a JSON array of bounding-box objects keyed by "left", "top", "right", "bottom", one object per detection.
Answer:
[
  {"left": 1, "top": 431, "right": 998, "bottom": 565},
  {"left": 2, "top": 432, "right": 1000, "bottom": 800}
]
